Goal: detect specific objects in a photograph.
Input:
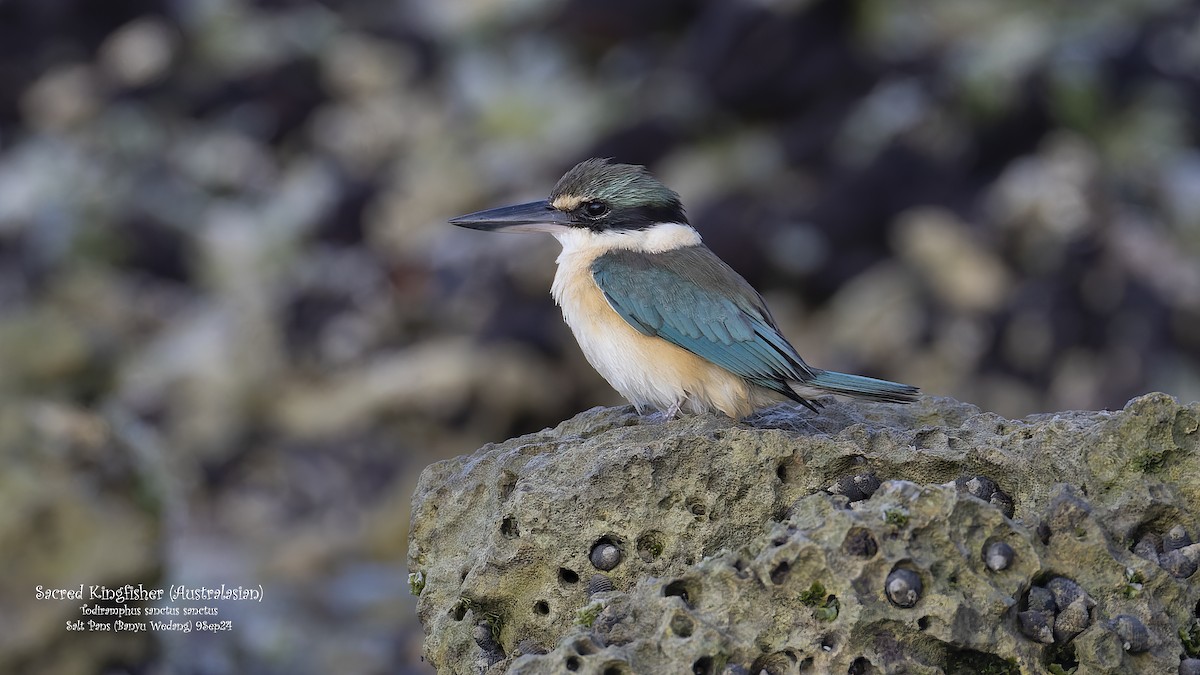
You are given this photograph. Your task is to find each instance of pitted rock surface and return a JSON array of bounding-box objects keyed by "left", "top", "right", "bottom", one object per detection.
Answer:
[{"left": 408, "top": 393, "right": 1200, "bottom": 674}]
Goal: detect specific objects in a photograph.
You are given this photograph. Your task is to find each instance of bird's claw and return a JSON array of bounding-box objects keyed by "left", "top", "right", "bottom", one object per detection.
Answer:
[{"left": 656, "top": 401, "right": 683, "bottom": 421}]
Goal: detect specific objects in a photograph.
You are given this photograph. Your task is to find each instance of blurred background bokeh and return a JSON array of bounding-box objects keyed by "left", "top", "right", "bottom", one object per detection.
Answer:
[{"left": 1, "top": 0, "right": 1199, "bottom": 672}]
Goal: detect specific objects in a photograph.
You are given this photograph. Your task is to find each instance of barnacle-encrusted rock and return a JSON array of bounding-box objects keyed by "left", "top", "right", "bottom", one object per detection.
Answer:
[{"left": 409, "top": 393, "right": 1200, "bottom": 674}]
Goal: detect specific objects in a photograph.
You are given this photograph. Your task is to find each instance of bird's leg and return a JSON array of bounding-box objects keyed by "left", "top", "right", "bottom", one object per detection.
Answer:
[{"left": 659, "top": 400, "right": 683, "bottom": 421}]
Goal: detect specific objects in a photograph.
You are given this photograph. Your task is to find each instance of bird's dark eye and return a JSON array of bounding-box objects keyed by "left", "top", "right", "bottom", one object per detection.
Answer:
[{"left": 582, "top": 201, "right": 609, "bottom": 218}]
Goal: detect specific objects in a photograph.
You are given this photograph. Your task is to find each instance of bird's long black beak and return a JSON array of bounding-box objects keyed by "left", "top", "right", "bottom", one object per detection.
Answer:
[{"left": 449, "top": 200, "right": 572, "bottom": 234}]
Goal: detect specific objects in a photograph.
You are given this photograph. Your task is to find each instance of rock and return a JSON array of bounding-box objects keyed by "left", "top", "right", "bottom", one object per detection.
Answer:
[
  {"left": 0, "top": 403, "right": 160, "bottom": 673},
  {"left": 841, "top": 527, "right": 878, "bottom": 558},
  {"left": 1045, "top": 491, "right": 1093, "bottom": 537},
  {"left": 892, "top": 208, "right": 1011, "bottom": 313},
  {"left": 409, "top": 394, "right": 1200, "bottom": 674},
  {"left": 97, "top": 18, "right": 176, "bottom": 88},
  {"left": 749, "top": 650, "right": 801, "bottom": 675},
  {"left": 1180, "top": 658, "right": 1200, "bottom": 675},
  {"left": 1133, "top": 533, "right": 1160, "bottom": 564}
]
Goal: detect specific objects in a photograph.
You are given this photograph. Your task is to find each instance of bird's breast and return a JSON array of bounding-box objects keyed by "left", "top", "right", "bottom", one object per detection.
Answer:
[
  {"left": 550, "top": 246, "right": 760, "bottom": 417},
  {"left": 550, "top": 246, "right": 654, "bottom": 372}
]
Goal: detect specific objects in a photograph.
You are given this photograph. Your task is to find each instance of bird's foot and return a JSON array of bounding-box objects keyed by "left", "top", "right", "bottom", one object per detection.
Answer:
[{"left": 656, "top": 401, "right": 683, "bottom": 422}]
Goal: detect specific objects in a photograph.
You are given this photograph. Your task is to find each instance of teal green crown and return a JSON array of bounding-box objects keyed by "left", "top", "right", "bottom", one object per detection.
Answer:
[{"left": 551, "top": 158, "right": 682, "bottom": 210}]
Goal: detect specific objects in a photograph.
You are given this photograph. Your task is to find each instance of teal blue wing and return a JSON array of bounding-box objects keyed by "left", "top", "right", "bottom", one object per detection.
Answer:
[{"left": 590, "top": 246, "right": 815, "bottom": 399}]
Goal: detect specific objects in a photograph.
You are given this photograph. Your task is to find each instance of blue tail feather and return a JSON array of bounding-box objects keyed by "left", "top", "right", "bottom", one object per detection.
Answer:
[{"left": 802, "top": 369, "right": 919, "bottom": 404}]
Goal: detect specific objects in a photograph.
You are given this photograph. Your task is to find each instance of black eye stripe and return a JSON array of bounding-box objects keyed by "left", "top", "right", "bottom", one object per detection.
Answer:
[{"left": 563, "top": 200, "right": 688, "bottom": 230}]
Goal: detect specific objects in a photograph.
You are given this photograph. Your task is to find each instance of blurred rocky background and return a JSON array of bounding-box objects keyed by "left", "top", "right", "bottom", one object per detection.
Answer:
[{"left": 0, "top": 0, "right": 1198, "bottom": 673}]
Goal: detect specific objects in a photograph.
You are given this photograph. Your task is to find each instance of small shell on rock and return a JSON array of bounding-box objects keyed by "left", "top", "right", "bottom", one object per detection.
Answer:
[
  {"left": 1018, "top": 610, "right": 1055, "bottom": 644},
  {"left": 990, "top": 490, "right": 1015, "bottom": 518},
  {"left": 1133, "top": 533, "right": 1160, "bottom": 564},
  {"left": 515, "top": 639, "right": 547, "bottom": 655},
  {"left": 1179, "top": 657, "right": 1200, "bottom": 675},
  {"left": 1046, "top": 492, "right": 1091, "bottom": 533},
  {"left": 1109, "top": 614, "right": 1151, "bottom": 653},
  {"left": 826, "top": 475, "right": 858, "bottom": 497},
  {"left": 750, "top": 651, "right": 795, "bottom": 675},
  {"left": 835, "top": 473, "right": 883, "bottom": 499},
  {"left": 953, "top": 475, "right": 1014, "bottom": 517},
  {"left": 587, "top": 574, "right": 615, "bottom": 596},
  {"left": 572, "top": 635, "right": 603, "bottom": 654},
  {"left": 473, "top": 622, "right": 503, "bottom": 659},
  {"left": 1052, "top": 598, "right": 1091, "bottom": 643},
  {"left": 958, "top": 475, "right": 998, "bottom": 500},
  {"left": 854, "top": 473, "right": 882, "bottom": 496},
  {"left": 590, "top": 540, "right": 622, "bottom": 571},
  {"left": 885, "top": 568, "right": 922, "bottom": 608},
  {"left": 1164, "top": 524, "right": 1194, "bottom": 552},
  {"left": 984, "top": 541, "right": 1015, "bottom": 572},
  {"left": 1160, "top": 543, "right": 1200, "bottom": 579},
  {"left": 828, "top": 472, "right": 881, "bottom": 502},
  {"left": 1046, "top": 577, "right": 1092, "bottom": 611},
  {"left": 1026, "top": 586, "right": 1055, "bottom": 613},
  {"left": 827, "top": 494, "right": 853, "bottom": 511},
  {"left": 1036, "top": 521, "right": 1052, "bottom": 545}
]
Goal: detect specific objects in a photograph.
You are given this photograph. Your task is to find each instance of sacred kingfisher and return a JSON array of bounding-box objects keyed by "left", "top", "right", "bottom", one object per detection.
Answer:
[{"left": 450, "top": 158, "right": 919, "bottom": 419}]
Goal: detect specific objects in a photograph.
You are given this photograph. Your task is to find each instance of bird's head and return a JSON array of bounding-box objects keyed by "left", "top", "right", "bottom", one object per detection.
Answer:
[{"left": 449, "top": 158, "right": 687, "bottom": 236}]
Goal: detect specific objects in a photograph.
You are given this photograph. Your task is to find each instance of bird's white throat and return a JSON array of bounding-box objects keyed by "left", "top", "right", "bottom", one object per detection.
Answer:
[{"left": 552, "top": 222, "right": 701, "bottom": 260}]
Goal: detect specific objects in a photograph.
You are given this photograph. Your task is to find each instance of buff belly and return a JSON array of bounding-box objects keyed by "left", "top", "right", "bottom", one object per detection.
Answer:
[{"left": 551, "top": 250, "right": 771, "bottom": 419}]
